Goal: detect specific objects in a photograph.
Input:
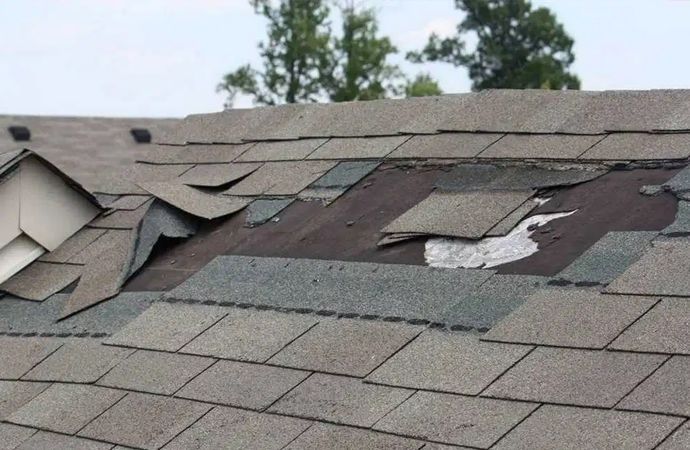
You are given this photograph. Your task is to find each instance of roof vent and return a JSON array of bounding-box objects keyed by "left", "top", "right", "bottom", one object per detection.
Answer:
[
  {"left": 130, "top": 128, "right": 151, "bottom": 144},
  {"left": 8, "top": 126, "right": 30, "bottom": 142}
]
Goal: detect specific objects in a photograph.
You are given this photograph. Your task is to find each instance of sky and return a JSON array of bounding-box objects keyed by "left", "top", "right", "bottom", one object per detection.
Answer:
[{"left": 2, "top": 0, "right": 690, "bottom": 118}]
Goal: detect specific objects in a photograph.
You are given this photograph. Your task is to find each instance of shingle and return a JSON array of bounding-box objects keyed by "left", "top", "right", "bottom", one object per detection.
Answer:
[
  {"left": 298, "top": 161, "right": 379, "bottom": 202},
  {"left": 94, "top": 163, "right": 193, "bottom": 195},
  {"left": 268, "top": 319, "right": 421, "bottom": 377},
  {"left": 480, "top": 133, "right": 603, "bottom": 159},
  {"left": 138, "top": 181, "right": 251, "bottom": 219},
  {"left": 105, "top": 303, "right": 226, "bottom": 352},
  {"left": 605, "top": 239, "right": 690, "bottom": 297},
  {"left": 23, "top": 341, "right": 134, "bottom": 383},
  {"left": 609, "top": 298, "right": 690, "bottom": 354},
  {"left": 485, "top": 199, "right": 537, "bottom": 236},
  {"left": 0, "top": 338, "right": 62, "bottom": 380},
  {"left": 555, "top": 231, "right": 658, "bottom": 284},
  {"left": 269, "top": 373, "right": 413, "bottom": 427},
  {"left": 382, "top": 190, "right": 533, "bottom": 239},
  {"left": 70, "top": 229, "right": 134, "bottom": 264},
  {"left": 285, "top": 423, "right": 423, "bottom": 450},
  {"left": 482, "top": 289, "right": 657, "bottom": 349},
  {"left": 0, "top": 262, "right": 82, "bottom": 302},
  {"left": 176, "top": 360, "right": 309, "bottom": 410},
  {"left": 7, "top": 384, "right": 125, "bottom": 435},
  {"left": 245, "top": 198, "right": 294, "bottom": 226},
  {"left": 659, "top": 422, "right": 690, "bottom": 450},
  {"left": 223, "top": 161, "right": 337, "bottom": 196},
  {"left": 236, "top": 138, "right": 328, "bottom": 162},
  {"left": 137, "top": 143, "right": 253, "bottom": 164},
  {"left": 308, "top": 136, "right": 409, "bottom": 160},
  {"left": 580, "top": 133, "right": 690, "bottom": 160},
  {"left": 177, "top": 162, "right": 261, "bottom": 187},
  {"left": 374, "top": 391, "right": 537, "bottom": 449},
  {"left": 78, "top": 393, "right": 211, "bottom": 450},
  {"left": 493, "top": 405, "right": 682, "bottom": 450},
  {"left": 164, "top": 406, "right": 311, "bottom": 450},
  {"left": 180, "top": 309, "right": 318, "bottom": 363},
  {"left": 399, "top": 93, "right": 477, "bottom": 134},
  {"left": 662, "top": 200, "right": 690, "bottom": 236},
  {"left": 0, "top": 423, "right": 35, "bottom": 450},
  {"left": 366, "top": 330, "right": 531, "bottom": 395},
  {"left": 106, "top": 195, "right": 152, "bottom": 211},
  {"left": 38, "top": 228, "right": 106, "bottom": 263},
  {"left": 97, "top": 349, "right": 215, "bottom": 395},
  {"left": 15, "top": 432, "right": 113, "bottom": 450},
  {"left": 0, "top": 381, "right": 50, "bottom": 419},
  {"left": 88, "top": 200, "right": 152, "bottom": 229},
  {"left": 482, "top": 347, "right": 666, "bottom": 408},
  {"left": 388, "top": 133, "right": 501, "bottom": 159},
  {"left": 616, "top": 355, "right": 690, "bottom": 416}
]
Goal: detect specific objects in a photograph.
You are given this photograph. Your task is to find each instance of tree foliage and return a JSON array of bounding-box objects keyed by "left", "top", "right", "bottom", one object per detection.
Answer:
[
  {"left": 408, "top": 0, "right": 580, "bottom": 90},
  {"left": 405, "top": 73, "right": 443, "bottom": 97}
]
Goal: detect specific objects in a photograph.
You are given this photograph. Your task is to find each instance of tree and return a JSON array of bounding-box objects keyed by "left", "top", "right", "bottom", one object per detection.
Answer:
[
  {"left": 217, "top": 0, "right": 333, "bottom": 107},
  {"left": 327, "top": 4, "right": 403, "bottom": 102},
  {"left": 408, "top": 0, "right": 580, "bottom": 91},
  {"left": 405, "top": 73, "right": 443, "bottom": 97}
]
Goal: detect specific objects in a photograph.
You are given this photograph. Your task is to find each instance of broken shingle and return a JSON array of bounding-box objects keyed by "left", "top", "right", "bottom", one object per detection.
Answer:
[
  {"left": 382, "top": 190, "right": 534, "bottom": 239},
  {"left": 245, "top": 198, "right": 293, "bottom": 227},
  {"left": 223, "top": 160, "right": 337, "bottom": 196},
  {"left": 486, "top": 199, "right": 537, "bottom": 236},
  {"left": 137, "top": 143, "right": 253, "bottom": 164},
  {"left": 308, "top": 135, "right": 409, "bottom": 160},
  {"left": 298, "top": 161, "right": 379, "bottom": 202},
  {"left": 480, "top": 133, "right": 604, "bottom": 159},
  {"left": 388, "top": 132, "right": 501, "bottom": 159},
  {"left": 236, "top": 138, "right": 328, "bottom": 162},
  {"left": 580, "top": 133, "right": 690, "bottom": 160},
  {"left": 138, "top": 181, "right": 251, "bottom": 219},
  {"left": 38, "top": 228, "right": 106, "bottom": 263},
  {"left": 662, "top": 200, "right": 690, "bottom": 236},
  {"left": 177, "top": 162, "right": 261, "bottom": 187},
  {"left": 0, "top": 262, "right": 82, "bottom": 302}
]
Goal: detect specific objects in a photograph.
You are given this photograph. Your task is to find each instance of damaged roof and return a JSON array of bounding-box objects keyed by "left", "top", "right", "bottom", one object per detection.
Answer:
[{"left": 3, "top": 89, "right": 690, "bottom": 449}]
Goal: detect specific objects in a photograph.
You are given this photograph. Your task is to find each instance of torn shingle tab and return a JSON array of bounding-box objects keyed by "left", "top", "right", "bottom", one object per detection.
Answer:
[
  {"left": 245, "top": 198, "right": 293, "bottom": 226},
  {"left": 177, "top": 162, "right": 261, "bottom": 187},
  {"left": 138, "top": 181, "right": 250, "bottom": 219}
]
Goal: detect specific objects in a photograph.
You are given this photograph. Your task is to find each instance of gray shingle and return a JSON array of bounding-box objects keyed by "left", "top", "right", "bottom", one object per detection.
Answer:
[
  {"left": 267, "top": 319, "right": 421, "bottom": 377},
  {"left": 23, "top": 341, "right": 134, "bottom": 383},
  {"left": 605, "top": 239, "right": 690, "bottom": 297},
  {"left": 106, "top": 195, "right": 152, "bottom": 211},
  {"left": 482, "top": 347, "right": 666, "bottom": 408},
  {"left": 105, "top": 303, "right": 226, "bottom": 352},
  {"left": 0, "top": 423, "right": 35, "bottom": 450},
  {"left": 580, "top": 133, "right": 690, "bottom": 160},
  {"left": 617, "top": 356, "right": 690, "bottom": 416},
  {"left": 374, "top": 391, "right": 537, "bottom": 449},
  {"left": 7, "top": 384, "right": 125, "bottom": 435},
  {"left": 88, "top": 201, "right": 152, "bottom": 229},
  {"left": 286, "top": 423, "right": 423, "bottom": 450},
  {"left": 480, "top": 133, "right": 603, "bottom": 159},
  {"left": 308, "top": 136, "right": 409, "bottom": 160},
  {"left": 0, "top": 338, "right": 62, "bottom": 380},
  {"left": 176, "top": 360, "right": 309, "bottom": 410},
  {"left": 299, "top": 161, "right": 379, "bottom": 203},
  {"left": 236, "top": 138, "right": 328, "bottom": 162},
  {"left": 138, "top": 181, "right": 250, "bottom": 219},
  {"left": 382, "top": 190, "right": 534, "bottom": 239},
  {"left": 609, "top": 298, "right": 690, "bottom": 355},
  {"left": 78, "top": 393, "right": 211, "bottom": 450},
  {"left": 97, "top": 350, "right": 215, "bottom": 395},
  {"left": 223, "top": 161, "right": 337, "bottom": 196},
  {"left": 245, "top": 198, "right": 294, "bottom": 226},
  {"left": 269, "top": 373, "right": 413, "bottom": 427},
  {"left": 177, "top": 162, "right": 261, "bottom": 187},
  {"left": 555, "top": 231, "right": 658, "bottom": 284},
  {"left": 366, "top": 331, "right": 531, "bottom": 395},
  {"left": 388, "top": 133, "right": 501, "bottom": 159},
  {"left": 180, "top": 309, "right": 318, "bottom": 363},
  {"left": 94, "top": 163, "right": 193, "bottom": 195},
  {"left": 38, "top": 228, "right": 106, "bottom": 263},
  {"left": 0, "top": 381, "right": 50, "bottom": 420},
  {"left": 138, "top": 143, "right": 254, "bottom": 164},
  {"left": 69, "top": 229, "right": 134, "bottom": 264},
  {"left": 659, "top": 422, "right": 690, "bottom": 450},
  {"left": 493, "top": 405, "right": 682, "bottom": 450},
  {"left": 662, "top": 200, "right": 690, "bottom": 236},
  {"left": 164, "top": 406, "right": 311, "bottom": 450},
  {"left": 485, "top": 199, "right": 537, "bottom": 236},
  {"left": 0, "top": 262, "right": 82, "bottom": 302},
  {"left": 15, "top": 432, "right": 114, "bottom": 450},
  {"left": 482, "top": 289, "right": 657, "bottom": 349}
]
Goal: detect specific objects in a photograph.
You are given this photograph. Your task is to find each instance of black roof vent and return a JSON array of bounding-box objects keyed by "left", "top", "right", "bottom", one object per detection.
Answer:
[
  {"left": 8, "top": 126, "right": 30, "bottom": 142},
  {"left": 130, "top": 128, "right": 151, "bottom": 144}
]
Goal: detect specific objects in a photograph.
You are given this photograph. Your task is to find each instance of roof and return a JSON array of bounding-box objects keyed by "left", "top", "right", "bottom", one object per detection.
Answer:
[
  {"left": 0, "top": 115, "right": 180, "bottom": 192},
  {"left": 2, "top": 89, "right": 690, "bottom": 448}
]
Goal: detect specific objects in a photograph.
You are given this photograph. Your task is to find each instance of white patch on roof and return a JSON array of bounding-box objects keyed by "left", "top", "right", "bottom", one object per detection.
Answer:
[{"left": 425, "top": 210, "right": 576, "bottom": 269}]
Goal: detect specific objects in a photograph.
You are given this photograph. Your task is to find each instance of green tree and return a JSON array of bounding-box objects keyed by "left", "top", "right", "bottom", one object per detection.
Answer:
[
  {"left": 217, "top": 0, "right": 333, "bottom": 107},
  {"left": 405, "top": 73, "right": 443, "bottom": 97},
  {"left": 408, "top": 0, "right": 580, "bottom": 90},
  {"left": 327, "top": 5, "right": 403, "bottom": 102}
]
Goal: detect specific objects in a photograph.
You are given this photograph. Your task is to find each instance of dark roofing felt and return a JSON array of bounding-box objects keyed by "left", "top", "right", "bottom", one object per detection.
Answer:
[{"left": 3, "top": 90, "right": 690, "bottom": 449}]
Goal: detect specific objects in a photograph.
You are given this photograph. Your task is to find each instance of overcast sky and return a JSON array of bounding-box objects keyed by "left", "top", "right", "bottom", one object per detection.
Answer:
[{"left": 2, "top": 0, "right": 689, "bottom": 118}]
